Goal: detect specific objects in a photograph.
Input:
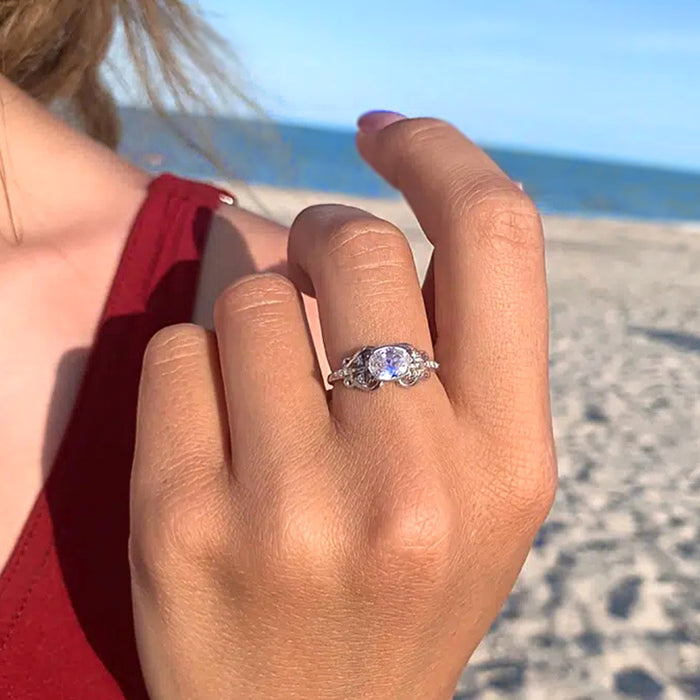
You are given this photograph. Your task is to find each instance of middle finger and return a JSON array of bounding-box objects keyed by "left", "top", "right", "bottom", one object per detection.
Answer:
[{"left": 288, "top": 205, "right": 445, "bottom": 421}]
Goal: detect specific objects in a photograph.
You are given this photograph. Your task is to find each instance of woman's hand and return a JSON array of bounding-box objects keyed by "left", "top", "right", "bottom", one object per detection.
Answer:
[{"left": 129, "top": 113, "right": 557, "bottom": 699}]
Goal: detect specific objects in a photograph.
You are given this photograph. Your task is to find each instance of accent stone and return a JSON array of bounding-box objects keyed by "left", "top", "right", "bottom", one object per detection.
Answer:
[{"left": 367, "top": 345, "right": 411, "bottom": 382}]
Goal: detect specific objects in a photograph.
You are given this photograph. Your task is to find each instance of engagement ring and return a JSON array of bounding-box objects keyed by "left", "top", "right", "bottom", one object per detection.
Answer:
[{"left": 328, "top": 344, "right": 439, "bottom": 391}]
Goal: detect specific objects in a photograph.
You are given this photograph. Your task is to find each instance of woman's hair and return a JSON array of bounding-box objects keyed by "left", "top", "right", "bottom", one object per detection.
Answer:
[
  {"left": 0, "top": 0, "right": 262, "bottom": 244},
  {"left": 0, "top": 0, "right": 253, "bottom": 150}
]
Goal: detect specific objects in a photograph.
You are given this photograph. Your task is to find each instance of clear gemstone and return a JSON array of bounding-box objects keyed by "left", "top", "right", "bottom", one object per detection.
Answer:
[{"left": 367, "top": 345, "right": 411, "bottom": 381}]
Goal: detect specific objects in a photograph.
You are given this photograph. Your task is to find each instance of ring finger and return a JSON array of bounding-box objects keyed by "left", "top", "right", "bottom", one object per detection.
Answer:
[{"left": 288, "top": 204, "right": 446, "bottom": 423}]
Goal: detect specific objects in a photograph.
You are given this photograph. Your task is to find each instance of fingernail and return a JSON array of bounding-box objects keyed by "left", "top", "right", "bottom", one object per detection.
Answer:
[
  {"left": 357, "top": 110, "right": 407, "bottom": 134},
  {"left": 514, "top": 181, "right": 525, "bottom": 191}
]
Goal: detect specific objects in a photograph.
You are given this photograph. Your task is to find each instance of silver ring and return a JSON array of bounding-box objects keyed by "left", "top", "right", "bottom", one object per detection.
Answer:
[{"left": 328, "top": 343, "right": 439, "bottom": 391}]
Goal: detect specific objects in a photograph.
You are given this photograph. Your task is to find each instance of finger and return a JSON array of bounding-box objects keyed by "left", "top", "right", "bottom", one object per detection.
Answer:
[
  {"left": 132, "top": 324, "right": 230, "bottom": 504},
  {"left": 213, "top": 273, "right": 330, "bottom": 466},
  {"left": 356, "top": 115, "right": 549, "bottom": 433},
  {"left": 422, "top": 253, "right": 437, "bottom": 344},
  {"left": 288, "top": 204, "right": 445, "bottom": 422}
]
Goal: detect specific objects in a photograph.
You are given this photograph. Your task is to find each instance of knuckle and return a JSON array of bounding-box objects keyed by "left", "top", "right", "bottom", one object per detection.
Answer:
[
  {"left": 367, "top": 483, "right": 456, "bottom": 573},
  {"left": 262, "top": 501, "right": 341, "bottom": 585},
  {"left": 500, "top": 444, "right": 558, "bottom": 521},
  {"left": 326, "top": 217, "right": 413, "bottom": 274},
  {"left": 129, "top": 495, "right": 173, "bottom": 583},
  {"left": 143, "top": 323, "right": 208, "bottom": 370},
  {"left": 214, "top": 273, "right": 297, "bottom": 321},
  {"left": 462, "top": 181, "right": 543, "bottom": 253},
  {"left": 385, "top": 117, "right": 457, "bottom": 152},
  {"left": 130, "top": 492, "right": 228, "bottom": 583},
  {"left": 292, "top": 203, "right": 334, "bottom": 230},
  {"left": 378, "top": 117, "right": 459, "bottom": 179}
]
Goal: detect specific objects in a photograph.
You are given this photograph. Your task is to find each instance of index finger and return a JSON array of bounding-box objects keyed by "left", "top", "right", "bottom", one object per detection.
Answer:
[{"left": 356, "top": 116, "right": 550, "bottom": 437}]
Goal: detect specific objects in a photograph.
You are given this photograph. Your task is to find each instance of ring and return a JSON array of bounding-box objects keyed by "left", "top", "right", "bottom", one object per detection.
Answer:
[{"left": 328, "top": 344, "right": 439, "bottom": 391}]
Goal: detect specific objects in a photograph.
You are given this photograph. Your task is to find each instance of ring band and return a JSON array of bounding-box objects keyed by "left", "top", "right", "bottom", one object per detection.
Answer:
[{"left": 328, "top": 343, "right": 439, "bottom": 391}]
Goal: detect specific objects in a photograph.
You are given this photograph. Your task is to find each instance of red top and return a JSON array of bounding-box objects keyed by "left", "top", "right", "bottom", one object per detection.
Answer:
[{"left": 0, "top": 174, "right": 235, "bottom": 699}]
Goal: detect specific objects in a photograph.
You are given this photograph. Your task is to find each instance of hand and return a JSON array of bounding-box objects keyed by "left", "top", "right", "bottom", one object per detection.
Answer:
[{"left": 129, "top": 113, "right": 557, "bottom": 699}]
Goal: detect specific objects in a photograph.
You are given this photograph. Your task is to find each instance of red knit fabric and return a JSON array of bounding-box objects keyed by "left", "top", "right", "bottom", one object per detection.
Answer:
[{"left": 0, "top": 174, "right": 234, "bottom": 699}]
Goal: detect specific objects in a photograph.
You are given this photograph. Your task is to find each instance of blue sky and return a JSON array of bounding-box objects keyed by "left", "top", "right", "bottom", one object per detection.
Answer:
[{"left": 111, "top": 1, "right": 700, "bottom": 171}]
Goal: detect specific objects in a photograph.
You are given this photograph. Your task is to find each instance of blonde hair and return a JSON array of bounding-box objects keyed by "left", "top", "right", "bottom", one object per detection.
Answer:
[
  {"left": 0, "top": 1, "right": 263, "bottom": 244},
  {"left": 0, "top": 0, "right": 253, "bottom": 148}
]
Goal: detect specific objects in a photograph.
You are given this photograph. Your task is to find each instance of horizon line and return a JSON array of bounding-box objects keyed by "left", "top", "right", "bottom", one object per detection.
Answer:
[{"left": 116, "top": 104, "right": 700, "bottom": 177}]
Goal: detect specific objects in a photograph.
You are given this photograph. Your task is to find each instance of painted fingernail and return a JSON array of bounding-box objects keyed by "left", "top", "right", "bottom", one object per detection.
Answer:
[{"left": 357, "top": 110, "right": 407, "bottom": 134}]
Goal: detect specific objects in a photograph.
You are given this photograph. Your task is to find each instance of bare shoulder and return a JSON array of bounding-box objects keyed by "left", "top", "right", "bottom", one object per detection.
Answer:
[
  {"left": 0, "top": 75, "right": 152, "bottom": 247},
  {"left": 192, "top": 202, "right": 292, "bottom": 329},
  {"left": 194, "top": 199, "right": 327, "bottom": 374},
  {"left": 215, "top": 200, "right": 290, "bottom": 243}
]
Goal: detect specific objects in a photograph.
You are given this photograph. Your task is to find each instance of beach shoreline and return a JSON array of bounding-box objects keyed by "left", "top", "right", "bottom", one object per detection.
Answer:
[
  {"left": 220, "top": 179, "right": 700, "bottom": 233},
  {"left": 220, "top": 180, "right": 700, "bottom": 282}
]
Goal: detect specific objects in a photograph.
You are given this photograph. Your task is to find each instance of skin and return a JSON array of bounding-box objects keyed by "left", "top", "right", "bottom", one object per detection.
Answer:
[
  {"left": 129, "top": 112, "right": 558, "bottom": 698},
  {"left": 0, "top": 72, "right": 307, "bottom": 571}
]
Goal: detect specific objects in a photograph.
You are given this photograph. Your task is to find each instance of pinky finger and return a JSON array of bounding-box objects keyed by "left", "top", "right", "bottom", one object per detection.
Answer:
[{"left": 131, "top": 324, "right": 230, "bottom": 508}]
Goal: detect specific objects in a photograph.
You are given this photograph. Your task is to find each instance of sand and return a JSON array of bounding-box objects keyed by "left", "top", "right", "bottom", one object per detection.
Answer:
[{"left": 228, "top": 182, "right": 700, "bottom": 699}]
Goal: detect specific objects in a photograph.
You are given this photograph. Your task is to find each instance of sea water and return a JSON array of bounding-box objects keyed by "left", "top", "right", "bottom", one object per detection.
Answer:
[{"left": 119, "top": 107, "right": 700, "bottom": 223}]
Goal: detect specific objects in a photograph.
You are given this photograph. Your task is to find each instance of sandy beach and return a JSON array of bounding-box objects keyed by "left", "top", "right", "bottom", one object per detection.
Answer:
[{"left": 231, "top": 183, "right": 700, "bottom": 699}]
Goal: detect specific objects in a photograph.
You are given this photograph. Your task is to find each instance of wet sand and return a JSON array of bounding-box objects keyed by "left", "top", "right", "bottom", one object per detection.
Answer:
[{"left": 228, "top": 182, "right": 700, "bottom": 699}]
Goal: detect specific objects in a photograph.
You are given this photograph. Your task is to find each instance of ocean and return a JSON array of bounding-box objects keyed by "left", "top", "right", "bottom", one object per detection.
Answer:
[{"left": 118, "top": 107, "right": 700, "bottom": 223}]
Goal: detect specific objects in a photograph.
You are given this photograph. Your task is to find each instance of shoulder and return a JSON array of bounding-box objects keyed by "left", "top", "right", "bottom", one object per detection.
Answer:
[
  {"left": 193, "top": 199, "right": 292, "bottom": 329},
  {"left": 0, "top": 74, "right": 153, "bottom": 247},
  {"left": 214, "top": 198, "right": 290, "bottom": 246},
  {"left": 195, "top": 197, "right": 326, "bottom": 375}
]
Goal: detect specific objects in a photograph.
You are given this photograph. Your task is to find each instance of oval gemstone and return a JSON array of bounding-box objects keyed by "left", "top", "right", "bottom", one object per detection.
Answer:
[{"left": 367, "top": 345, "right": 411, "bottom": 381}]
